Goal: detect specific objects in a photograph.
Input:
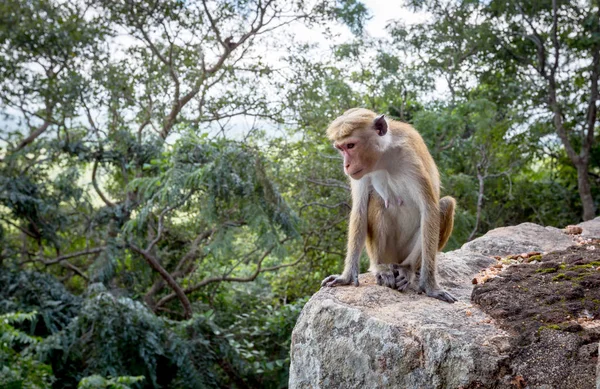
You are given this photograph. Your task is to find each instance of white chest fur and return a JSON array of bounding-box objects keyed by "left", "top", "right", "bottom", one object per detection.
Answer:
[
  {"left": 366, "top": 169, "right": 421, "bottom": 210},
  {"left": 369, "top": 170, "right": 393, "bottom": 205}
]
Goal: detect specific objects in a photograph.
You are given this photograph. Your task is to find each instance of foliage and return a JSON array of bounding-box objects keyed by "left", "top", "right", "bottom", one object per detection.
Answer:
[
  {"left": 0, "top": 269, "right": 304, "bottom": 389},
  {"left": 0, "top": 311, "right": 55, "bottom": 389},
  {"left": 0, "top": 269, "right": 82, "bottom": 336},
  {"left": 35, "top": 292, "right": 220, "bottom": 388},
  {"left": 402, "top": 0, "right": 600, "bottom": 221},
  {"left": 218, "top": 291, "right": 307, "bottom": 388},
  {"left": 78, "top": 375, "right": 145, "bottom": 389},
  {"left": 1, "top": 0, "right": 599, "bottom": 387}
]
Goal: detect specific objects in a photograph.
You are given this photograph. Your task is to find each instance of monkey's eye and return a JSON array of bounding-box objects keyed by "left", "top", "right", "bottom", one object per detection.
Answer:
[{"left": 347, "top": 143, "right": 355, "bottom": 149}]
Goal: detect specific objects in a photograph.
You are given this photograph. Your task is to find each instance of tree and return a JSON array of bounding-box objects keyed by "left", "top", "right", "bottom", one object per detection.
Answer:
[
  {"left": 0, "top": 0, "right": 367, "bottom": 319},
  {"left": 405, "top": 0, "right": 600, "bottom": 221},
  {"left": 490, "top": 0, "right": 600, "bottom": 221}
]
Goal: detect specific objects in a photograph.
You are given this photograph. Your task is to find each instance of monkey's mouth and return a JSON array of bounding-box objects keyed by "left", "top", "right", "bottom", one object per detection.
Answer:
[{"left": 349, "top": 168, "right": 364, "bottom": 177}]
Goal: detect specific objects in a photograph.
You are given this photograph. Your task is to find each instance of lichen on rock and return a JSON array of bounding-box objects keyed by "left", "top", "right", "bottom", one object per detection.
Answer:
[{"left": 472, "top": 243, "right": 600, "bottom": 389}]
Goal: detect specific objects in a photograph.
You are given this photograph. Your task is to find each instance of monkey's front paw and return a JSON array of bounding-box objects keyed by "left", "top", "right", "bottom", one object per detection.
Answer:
[
  {"left": 424, "top": 288, "right": 457, "bottom": 303},
  {"left": 321, "top": 274, "right": 357, "bottom": 288}
]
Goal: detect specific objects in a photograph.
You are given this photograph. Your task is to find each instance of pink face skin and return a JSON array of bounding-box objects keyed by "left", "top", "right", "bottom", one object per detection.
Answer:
[{"left": 334, "top": 137, "right": 367, "bottom": 180}]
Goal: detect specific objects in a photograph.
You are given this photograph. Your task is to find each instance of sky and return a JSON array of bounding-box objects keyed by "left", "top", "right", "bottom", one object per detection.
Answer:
[{"left": 364, "top": 0, "right": 429, "bottom": 37}]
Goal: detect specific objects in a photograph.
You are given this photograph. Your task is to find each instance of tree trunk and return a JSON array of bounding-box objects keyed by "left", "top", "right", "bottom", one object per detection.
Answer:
[
  {"left": 576, "top": 162, "right": 596, "bottom": 221},
  {"left": 467, "top": 172, "right": 485, "bottom": 241}
]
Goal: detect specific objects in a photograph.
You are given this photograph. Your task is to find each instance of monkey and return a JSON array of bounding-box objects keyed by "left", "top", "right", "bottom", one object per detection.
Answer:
[{"left": 320, "top": 108, "right": 457, "bottom": 303}]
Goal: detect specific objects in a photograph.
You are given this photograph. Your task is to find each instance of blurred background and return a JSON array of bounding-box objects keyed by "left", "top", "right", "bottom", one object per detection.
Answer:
[{"left": 1, "top": 0, "right": 598, "bottom": 388}]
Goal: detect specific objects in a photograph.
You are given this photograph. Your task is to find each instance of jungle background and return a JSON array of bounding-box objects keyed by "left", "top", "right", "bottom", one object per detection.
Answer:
[{"left": 1, "top": 0, "right": 599, "bottom": 388}]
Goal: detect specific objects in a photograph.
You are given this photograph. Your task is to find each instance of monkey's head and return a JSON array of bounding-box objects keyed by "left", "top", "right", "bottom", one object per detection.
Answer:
[{"left": 326, "top": 108, "right": 388, "bottom": 180}]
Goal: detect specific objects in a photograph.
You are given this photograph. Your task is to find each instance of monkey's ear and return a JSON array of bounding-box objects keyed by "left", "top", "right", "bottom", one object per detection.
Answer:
[{"left": 374, "top": 114, "right": 387, "bottom": 136}]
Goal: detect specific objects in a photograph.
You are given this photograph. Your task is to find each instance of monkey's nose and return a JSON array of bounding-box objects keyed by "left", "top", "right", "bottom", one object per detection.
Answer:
[{"left": 345, "top": 163, "right": 350, "bottom": 169}]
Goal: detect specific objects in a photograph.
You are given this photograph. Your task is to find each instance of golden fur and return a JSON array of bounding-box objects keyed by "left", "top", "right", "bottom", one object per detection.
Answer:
[{"left": 321, "top": 108, "right": 457, "bottom": 303}]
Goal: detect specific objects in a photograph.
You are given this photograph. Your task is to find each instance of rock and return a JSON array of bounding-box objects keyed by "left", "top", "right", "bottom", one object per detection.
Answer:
[
  {"left": 461, "top": 222, "right": 572, "bottom": 257},
  {"left": 289, "top": 273, "right": 509, "bottom": 389},
  {"left": 289, "top": 219, "right": 600, "bottom": 389},
  {"left": 509, "top": 329, "right": 595, "bottom": 389},
  {"left": 597, "top": 343, "right": 600, "bottom": 389},
  {"left": 289, "top": 248, "right": 504, "bottom": 388},
  {"left": 579, "top": 217, "right": 600, "bottom": 238},
  {"left": 471, "top": 243, "right": 600, "bottom": 388}
]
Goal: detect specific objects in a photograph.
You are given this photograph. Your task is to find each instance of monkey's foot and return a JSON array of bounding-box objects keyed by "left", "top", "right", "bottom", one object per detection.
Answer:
[
  {"left": 321, "top": 273, "right": 358, "bottom": 288},
  {"left": 394, "top": 271, "right": 411, "bottom": 292},
  {"left": 376, "top": 265, "right": 412, "bottom": 292},
  {"left": 421, "top": 287, "right": 457, "bottom": 303}
]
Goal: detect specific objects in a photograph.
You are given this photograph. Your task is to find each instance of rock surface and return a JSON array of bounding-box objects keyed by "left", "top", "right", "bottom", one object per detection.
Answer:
[
  {"left": 289, "top": 221, "right": 600, "bottom": 389},
  {"left": 460, "top": 222, "right": 572, "bottom": 257},
  {"left": 579, "top": 216, "right": 600, "bottom": 238},
  {"left": 472, "top": 243, "right": 600, "bottom": 389}
]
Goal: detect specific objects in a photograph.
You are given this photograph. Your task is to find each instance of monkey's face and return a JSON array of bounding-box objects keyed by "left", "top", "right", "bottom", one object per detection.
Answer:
[
  {"left": 334, "top": 134, "right": 380, "bottom": 180},
  {"left": 328, "top": 110, "right": 389, "bottom": 180}
]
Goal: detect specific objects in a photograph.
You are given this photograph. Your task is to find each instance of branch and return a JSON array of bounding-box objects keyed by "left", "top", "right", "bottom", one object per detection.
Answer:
[
  {"left": 144, "top": 228, "right": 215, "bottom": 305},
  {"left": 92, "top": 160, "right": 115, "bottom": 207},
  {"left": 15, "top": 120, "right": 52, "bottom": 152},
  {"left": 60, "top": 261, "right": 89, "bottom": 281},
  {"left": 137, "top": 92, "right": 153, "bottom": 142},
  {"left": 203, "top": 0, "right": 272, "bottom": 75},
  {"left": 159, "top": 0, "right": 225, "bottom": 139},
  {"left": 0, "top": 218, "right": 37, "bottom": 239},
  {"left": 37, "top": 246, "right": 106, "bottom": 265},
  {"left": 550, "top": 0, "right": 560, "bottom": 78},
  {"left": 80, "top": 92, "right": 100, "bottom": 135},
  {"left": 137, "top": 24, "right": 181, "bottom": 136},
  {"left": 438, "top": 137, "right": 456, "bottom": 151},
  {"left": 201, "top": 0, "right": 225, "bottom": 47},
  {"left": 261, "top": 253, "right": 306, "bottom": 272},
  {"left": 14, "top": 98, "right": 55, "bottom": 152},
  {"left": 173, "top": 228, "right": 215, "bottom": 273},
  {"left": 159, "top": 0, "right": 275, "bottom": 139},
  {"left": 155, "top": 243, "right": 304, "bottom": 309},
  {"left": 130, "top": 243, "right": 193, "bottom": 319},
  {"left": 467, "top": 172, "right": 485, "bottom": 242},
  {"left": 146, "top": 191, "right": 194, "bottom": 252},
  {"left": 516, "top": 1, "right": 547, "bottom": 77},
  {"left": 194, "top": 109, "right": 282, "bottom": 124},
  {"left": 538, "top": 1, "right": 581, "bottom": 165}
]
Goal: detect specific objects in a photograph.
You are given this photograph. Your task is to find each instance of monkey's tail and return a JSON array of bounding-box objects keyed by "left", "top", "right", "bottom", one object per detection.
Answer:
[{"left": 438, "top": 196, "right": 456, "bottom": 251}]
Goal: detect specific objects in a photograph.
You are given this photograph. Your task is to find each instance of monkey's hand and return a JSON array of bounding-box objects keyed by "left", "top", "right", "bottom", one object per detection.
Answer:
[
  {"left": 321, "top": 273, "right": 359, "bottom": 288},
  {"left": 420, "top": 286, "right": 457, "bottom": 303}
]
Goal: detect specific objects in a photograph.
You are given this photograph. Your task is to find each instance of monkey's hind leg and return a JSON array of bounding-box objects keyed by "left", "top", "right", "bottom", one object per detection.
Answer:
[
  {"left": 438, "top": 196, "right": 456, "bottom": 251},
  {"left": 366, "top": 237, "right": 398, "bottom": 289},
  {"left": 367, "top": 195, "right": 404, "bottom": 290}
]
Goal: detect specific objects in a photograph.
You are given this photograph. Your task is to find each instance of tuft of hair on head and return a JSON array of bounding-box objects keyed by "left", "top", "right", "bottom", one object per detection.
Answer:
[{"left": 326, "top": 108, "right": 377, "bottom": 140}]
